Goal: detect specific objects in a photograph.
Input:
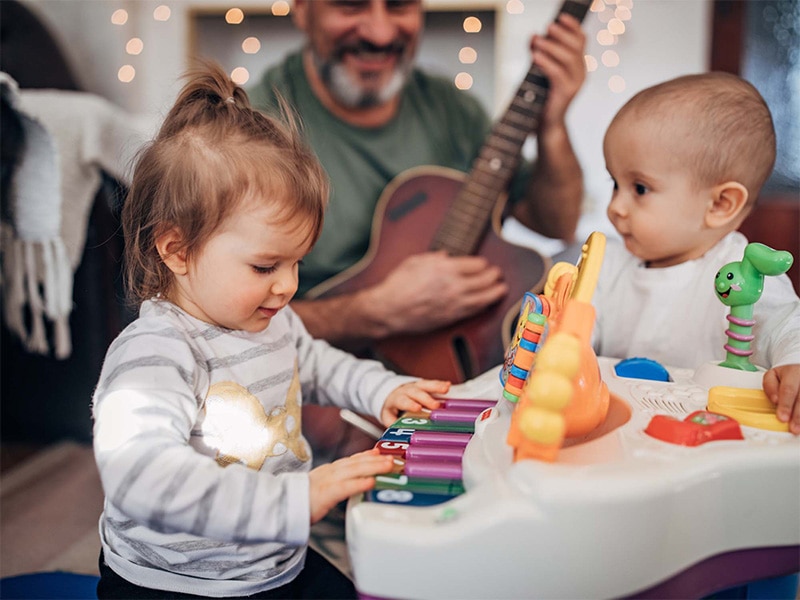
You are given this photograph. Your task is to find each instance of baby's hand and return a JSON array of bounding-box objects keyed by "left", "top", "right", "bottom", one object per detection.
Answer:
[
  {"left": 380, "top": 379, "right": 451, "bottom": 427},
  {"left": 308, "top": 449, "right": 393, "bottom": 525},
  {"left": 763, "top": 364, "right": 800, "bottom": 435}
]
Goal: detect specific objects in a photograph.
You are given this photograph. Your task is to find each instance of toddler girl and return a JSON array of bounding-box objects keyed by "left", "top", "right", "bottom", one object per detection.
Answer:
[{"left": 92, "top": 62, "right": 448, "bottom": 598}]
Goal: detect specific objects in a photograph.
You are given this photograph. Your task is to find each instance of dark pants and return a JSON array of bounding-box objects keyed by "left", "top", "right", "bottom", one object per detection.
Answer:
[{"left": 97, "top": 548, "right": 357, "bottom": 599}]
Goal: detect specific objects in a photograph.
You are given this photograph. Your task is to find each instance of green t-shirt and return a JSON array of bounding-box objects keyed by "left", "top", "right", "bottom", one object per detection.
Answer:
[{"left": 249, "top": 52, "right": 529, "bottom": 296}]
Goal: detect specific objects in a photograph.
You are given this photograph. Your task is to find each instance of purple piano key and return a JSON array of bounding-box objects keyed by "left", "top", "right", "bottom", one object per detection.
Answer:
[
  {"left": 410, "top": 431, "right": 472, "bottom": 447},
  {"left": 430, "top": 408, "right": 485, "bottom": 423},
  {"left": 441, "top": 398, "right": 497, "bottom": 411},
  {"left": 405, "top": 445, "right": 465, "bottom": 462},
  {"left": 404, "top": 460, "right": 463, "bottom": 480}
]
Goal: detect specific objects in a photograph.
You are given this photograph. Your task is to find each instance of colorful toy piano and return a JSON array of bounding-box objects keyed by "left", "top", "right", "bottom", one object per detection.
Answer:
[{"left": 346, "top": 233, "right": 800, "bottom": 599}]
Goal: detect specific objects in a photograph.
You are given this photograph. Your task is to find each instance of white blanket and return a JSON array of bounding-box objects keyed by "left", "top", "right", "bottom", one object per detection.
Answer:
[{"left": 0, "top": 72, "right": 153, "bottom": 358}]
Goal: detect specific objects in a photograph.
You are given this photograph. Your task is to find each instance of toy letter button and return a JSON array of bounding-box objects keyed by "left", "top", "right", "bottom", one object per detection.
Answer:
[
  {"left": 375, "top": 440, "right": 409, "bottom": 456},
  {"left": 366, "top": 489, "right": 454, "bottom": 507},
  {"left": 473, "top": 406, "right": 496, "bottom": 437},
  {"left": 645, "top": 410, "right": 744, "bottom": 446}
]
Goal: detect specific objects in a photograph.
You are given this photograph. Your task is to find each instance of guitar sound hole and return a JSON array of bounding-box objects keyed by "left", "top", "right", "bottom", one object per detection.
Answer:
[{"left": 452, "top": 335, "right": 475, "bottom": 381}]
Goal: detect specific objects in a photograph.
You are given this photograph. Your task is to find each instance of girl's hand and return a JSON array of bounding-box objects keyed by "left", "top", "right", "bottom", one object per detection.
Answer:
[
  {"left": 308, "top": 449, "right": 393, "bottom": 525},
  {"left": 380, "top": 379, "right": 451, "bottom": 427}
]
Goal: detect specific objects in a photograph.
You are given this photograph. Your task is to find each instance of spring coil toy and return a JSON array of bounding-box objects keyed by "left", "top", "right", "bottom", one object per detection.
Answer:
[{"left": 714, "top": 242, "right": 793, "bottom": 371}]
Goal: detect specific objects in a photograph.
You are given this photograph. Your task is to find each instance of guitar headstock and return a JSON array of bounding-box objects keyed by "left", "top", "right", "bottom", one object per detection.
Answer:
[{"left": 560, "top": 0, "right": 595, "bottom": 22}]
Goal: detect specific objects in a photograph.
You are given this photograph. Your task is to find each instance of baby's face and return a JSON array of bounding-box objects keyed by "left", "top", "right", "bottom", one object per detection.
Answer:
[
  {"left": 170, "top": 197, "right": 314, "bottom": 332},
  {"left": 603, "top": 114, "right": 714, "bottom": 268}
]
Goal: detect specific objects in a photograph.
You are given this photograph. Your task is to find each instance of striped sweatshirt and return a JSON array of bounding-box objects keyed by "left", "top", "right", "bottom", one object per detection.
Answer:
[{"left": 92, "top": 299, "right": 413, "bottom": 597}]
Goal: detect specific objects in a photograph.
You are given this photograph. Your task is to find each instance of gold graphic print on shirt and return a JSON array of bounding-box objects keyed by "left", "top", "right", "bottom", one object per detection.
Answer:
[{"left": 204, "top": 365, "right": 309, "bottom": 469}]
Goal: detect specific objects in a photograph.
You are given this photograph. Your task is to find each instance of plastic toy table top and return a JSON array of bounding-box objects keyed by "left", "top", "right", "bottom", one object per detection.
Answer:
[{"left": 347, "top": 357, "right": 800, "bottom": 600}]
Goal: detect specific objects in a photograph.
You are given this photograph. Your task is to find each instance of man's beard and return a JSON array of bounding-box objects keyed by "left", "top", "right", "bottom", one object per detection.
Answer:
[{"left": 311, "top": 41, "right": 413, "bottom": 109}]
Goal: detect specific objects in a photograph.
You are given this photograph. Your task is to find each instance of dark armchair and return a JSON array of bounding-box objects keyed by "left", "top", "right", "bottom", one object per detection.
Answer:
[{"left": 1, "top": 0, "right": 130, "bottom": 443}]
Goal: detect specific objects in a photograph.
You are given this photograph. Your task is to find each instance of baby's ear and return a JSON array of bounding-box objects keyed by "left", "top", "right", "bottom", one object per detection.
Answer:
[
  {"left": 155, "top": 227, "right": 188, "bottom": 275},
  {"left": 706, "top": 181, "right": 749, "bottom": 229}
]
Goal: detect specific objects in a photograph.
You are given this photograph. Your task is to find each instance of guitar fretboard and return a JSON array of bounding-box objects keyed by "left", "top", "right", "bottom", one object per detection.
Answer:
[{"left": 431, "top": 0, "right": 593, "bottom": 256}]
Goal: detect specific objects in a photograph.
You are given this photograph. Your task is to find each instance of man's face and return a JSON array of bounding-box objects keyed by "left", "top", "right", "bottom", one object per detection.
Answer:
[{"left": 293, "top": 0, "right": 423, "bottom": 108}]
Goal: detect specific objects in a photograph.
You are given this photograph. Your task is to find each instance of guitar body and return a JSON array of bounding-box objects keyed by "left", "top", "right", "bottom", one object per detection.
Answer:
[{"left": 308, "top": 166, "right": 550, "bottom": 382}]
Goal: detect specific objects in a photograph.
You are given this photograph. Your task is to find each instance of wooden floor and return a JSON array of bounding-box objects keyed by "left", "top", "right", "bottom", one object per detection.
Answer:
[
  {"left": 0, "top": 444, "right": 46, "bottom": 474},
  {"left": 0, "top": 442, "right": 102, "bottom": 578},
  {"left": 0, "top": 441, "right": 351, "bottom": 582}
]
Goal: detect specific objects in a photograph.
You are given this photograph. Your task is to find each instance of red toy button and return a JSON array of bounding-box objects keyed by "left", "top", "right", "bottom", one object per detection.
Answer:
[{"left": 645, "top": 410, "right": 744, "bottom": 446}]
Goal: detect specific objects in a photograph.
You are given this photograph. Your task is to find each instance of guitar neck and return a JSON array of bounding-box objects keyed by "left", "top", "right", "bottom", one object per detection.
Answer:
[{"left": 431, "top": 0, "right": 593, "bottom": 256}]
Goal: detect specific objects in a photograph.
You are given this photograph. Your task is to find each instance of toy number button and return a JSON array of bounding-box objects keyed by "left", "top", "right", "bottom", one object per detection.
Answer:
[{"left": 375, "top": 490, "right": 414, "bottom": 503}]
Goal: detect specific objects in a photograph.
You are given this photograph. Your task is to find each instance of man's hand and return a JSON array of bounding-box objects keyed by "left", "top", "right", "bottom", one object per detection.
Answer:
[
  {"left": 368, "top": 251, "right": 509, "bottom": 337},
  {"left": 292, "top": 252, "right": 508, "bottom": 344},
  {"left": 530, "top": 13, "right": 587, "bottom": 130},
  {"left": 514, "top": 13, "right": 586, "bottom": 241}
]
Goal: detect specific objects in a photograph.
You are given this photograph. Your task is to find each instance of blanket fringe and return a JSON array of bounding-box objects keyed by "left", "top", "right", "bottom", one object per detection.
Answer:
[{"left": 1, "top": 229, "right": 73, "bottom": 358}]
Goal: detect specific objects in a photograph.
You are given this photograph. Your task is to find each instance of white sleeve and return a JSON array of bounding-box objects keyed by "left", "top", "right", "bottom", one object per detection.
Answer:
[
  {"left": 753, "top": 274, "right": 800, "bottom": 368},
  {"left": 92, "top": 328, "right": 310, "bottom": 546},
  {"left": 286, "top": 309, "right": 415, "bottom": 419}
]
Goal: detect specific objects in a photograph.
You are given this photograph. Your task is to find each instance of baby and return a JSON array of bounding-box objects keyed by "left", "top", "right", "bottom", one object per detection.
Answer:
[{"left": 594, "top": 72, "right": 800, "bottom": 433}]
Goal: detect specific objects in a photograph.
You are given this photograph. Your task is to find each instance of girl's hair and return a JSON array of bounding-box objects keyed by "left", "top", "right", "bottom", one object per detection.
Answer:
[
  {"left": 613, "top": 72, "right": 776, "bottom": 202},
  {"left": 122, "top": 60, "right": 329, "bottom": 306}
]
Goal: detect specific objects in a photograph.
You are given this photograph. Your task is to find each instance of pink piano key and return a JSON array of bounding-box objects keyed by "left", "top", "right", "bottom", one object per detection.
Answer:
[
  {"left": 405, "top": 445, "right": 465, "bottom": 462},
  {"left": 430, "top": 408, "right": 485, "bottom": 423},
  {"left": 410, "top": 431, "right": 472, "bottom": 447},
  {"left": 441, "top": 398, "right": 497, "bottom": 411},
  {"left": 404, "top": 460, "right": 463, "bottom": 480}
]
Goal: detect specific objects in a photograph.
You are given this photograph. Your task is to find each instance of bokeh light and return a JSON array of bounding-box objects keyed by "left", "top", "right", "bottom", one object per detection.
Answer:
[
  {"left": 242, "top": 37, "right": 261, "bottom": 54},
  {"left": 608, "top": 18, "right": 626, "bottom": 35},
  {"left": 226, "top": 8, "right": 244, "bottom": 24},
  {"left": 463, "top": 16, "right": 482, "bottom": 33},
  {"left": 506, "top": 0, "right": 524, "bottom": 14},
  {"left": 126, "top": 38, "right": 144, "bottom": 55},
  {"left": 111, "top": 9, "right": 128, "bottom": 25},
  {"left": 454, "top": 72, "right": 473, "bottom": 90},
  {"left": 231, "top": 67, "right": 250, "bottom": 84},
  {"left": 608, "top": 75, "right": 626, "bottom": 93},
  {"left": 153, "top": 5, "right": 171, "bottom": 21},
  {"left": 597, "top": 29, "right": 616, "bottom": 46},
  {"left": 458, "top": 47, "right": 478, "bottom": 64},
  {"left": 118, "top": 65, "right": 136, "bottom": 83},
  {"left": 601, "top": 50, "right": 620, "bottom": 67},
  {"left": 271, "top": 1, "right": 290, "bottom": 16}
]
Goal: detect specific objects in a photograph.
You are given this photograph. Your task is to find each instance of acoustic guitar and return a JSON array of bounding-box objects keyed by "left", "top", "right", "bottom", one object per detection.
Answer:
[{"left": 307, "top": 0, "right": 593, "bottom": 383}]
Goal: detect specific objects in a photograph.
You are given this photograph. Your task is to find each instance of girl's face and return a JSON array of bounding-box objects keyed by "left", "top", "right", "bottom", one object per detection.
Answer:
[
  {"left": 170, "top": 198, "right": 313, "bottom": 332},
  {"left": 603, "top": 114, "right": 716, "bottom": 268}
]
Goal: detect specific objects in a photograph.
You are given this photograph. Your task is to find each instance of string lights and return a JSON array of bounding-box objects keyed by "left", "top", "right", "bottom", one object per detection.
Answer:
[
  {"left": 110, "top": 0, "right": 633, "bottom": 92},
  {"left": 111, "top": 4, "right": 172, "bottom": 83},
  {"left": 588, "top": 0, "right": 634, "bottom": 93}
]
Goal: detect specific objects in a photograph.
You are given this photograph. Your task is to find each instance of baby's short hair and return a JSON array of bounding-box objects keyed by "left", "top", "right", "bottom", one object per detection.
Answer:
[{"left": 614, "top": 72, "right": 776, "bottom": 200}]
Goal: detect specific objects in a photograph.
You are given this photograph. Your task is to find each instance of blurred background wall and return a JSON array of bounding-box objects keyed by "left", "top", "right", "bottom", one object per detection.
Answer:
[
  {"left": 1, "top": 0, "right": 797, "bottom": 445},
  {"left": 16, "top": 0, "right": 716, "bottom": 241}
]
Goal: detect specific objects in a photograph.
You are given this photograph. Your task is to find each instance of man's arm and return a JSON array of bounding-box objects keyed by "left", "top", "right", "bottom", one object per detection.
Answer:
[
  {"left": 291, "top": 291, "right": 385, "bottom": 350},
  {"left": 292, "top": 251, "right": 509, "bottom": 346},
  {"left": 511, "top": 13, "right": 586, "bottom": 241}
]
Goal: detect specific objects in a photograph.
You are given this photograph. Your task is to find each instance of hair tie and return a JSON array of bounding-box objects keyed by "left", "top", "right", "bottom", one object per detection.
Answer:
[{"left": 225, "top": 97, "right": 235, "bottom": 105}]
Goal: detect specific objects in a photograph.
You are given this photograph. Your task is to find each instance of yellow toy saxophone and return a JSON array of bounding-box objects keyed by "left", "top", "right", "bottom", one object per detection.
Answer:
[{"left": 506, "top": 232, "right": 609, "bottom": 462}]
